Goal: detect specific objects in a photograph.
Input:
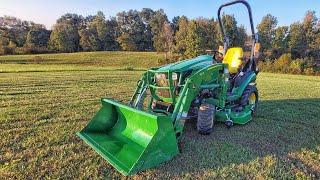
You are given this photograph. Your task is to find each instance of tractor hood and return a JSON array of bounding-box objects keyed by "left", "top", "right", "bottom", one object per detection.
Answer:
[{"left": 156, "top": 55, "right": 213, "bottom": 72}]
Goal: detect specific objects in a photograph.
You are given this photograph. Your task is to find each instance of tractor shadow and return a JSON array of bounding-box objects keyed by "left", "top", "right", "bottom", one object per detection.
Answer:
[{"left": 156, "top": 98, "right": 320, "bottom": 176}]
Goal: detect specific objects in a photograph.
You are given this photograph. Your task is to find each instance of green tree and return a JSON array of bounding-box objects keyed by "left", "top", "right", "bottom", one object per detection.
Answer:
[
  {"left": 218, "top": 14, "right": 247, "bottom": 47},
  {"left": 171, "top": 16, "right": 181, "bottom": 34},
  {"left": 79, "top": 13, "right": 119, "bottom": 51},
  {"left": 150, "top": 9, "right": 169, "bottom": 51},
  {"left": 288, "top": 22, "right": 308, "bottom": 57},
  {"left": 315, "top": 32, "right": 320, "bottom": 50},
  {"left": 116, "top": 10, "right": 147, "bottom": 51},
  {"left": 79, "top": 28, "right": 100, "bottom": 51},
  {"left": 257, "top": 14, "right": 278, "bottom": 52},
  {"left": 117, "top": 32, "right": 137, "bottom": 51},
  {"left": 196, "top": 18, "right": 218, "bottom": 51},
  {"left": 49, "top": 14, "right": 83, "bottom": 52},
  {"left": 140, "top": 8, "right": 155, "bottom": 50},
  {"left": 273, "top": 26, "right": 289, "bottom": 49},
  {"left": 269, "top": 26, "right": 289, "bottom": 59},
  {"left": 25, "top": 25, "right": 50, "bottom": 48},
  {"left": 174, "top": 16, "right": 189, "bottom": 55},
  {"left": 0, "top": 16, "right": 35, "bottom": 48},
  {"left": 235, "top": 25, "right": 247, "bottom": 47},
  {"left": 105, "top": 18, "right": 119, "bottom": 50},
  {"left": 302, "top": 10, "right": 318, "bottom": 50},
  {"left": 0, "top": 27, "right": 10, "bottom": 50},
  {"left": 49, "top": 22, "right": 79, "bottom": 52},
  {"left": 185, "top": 21, "right": 205, "bottom": 58},
  {"left": 89, "top": 11, "right": 108, "bottom": 50},
  {"left": 219, "top": 14, "right": 237, "bottom": 46},
  {"left": 140, "top": 8, "right": 155, "bottom": 23},
  {"left": 316, "top": 19, "right": 320, "bottom": 50},
  {"left": 159, "top": 21, "right": 174, "bottom": 54}
]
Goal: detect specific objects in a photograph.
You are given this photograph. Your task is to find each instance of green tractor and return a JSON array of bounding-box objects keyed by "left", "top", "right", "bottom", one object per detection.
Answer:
[{"left": 77, "top": 0, "right": 260, "bottom": 176}]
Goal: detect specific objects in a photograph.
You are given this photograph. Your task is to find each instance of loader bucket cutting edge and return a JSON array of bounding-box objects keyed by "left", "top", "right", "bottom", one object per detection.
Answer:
[{"left": 77, "top": 98, "right": 179, "bottom": 175}]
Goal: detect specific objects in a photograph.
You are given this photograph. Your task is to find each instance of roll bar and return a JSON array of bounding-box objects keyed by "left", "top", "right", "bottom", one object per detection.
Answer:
[{"left": 217, "top": 0, "right": 258, "bottom": 72}]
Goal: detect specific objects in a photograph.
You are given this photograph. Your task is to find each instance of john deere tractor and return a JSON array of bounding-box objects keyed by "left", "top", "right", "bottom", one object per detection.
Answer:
[{"left": 77, "top": 0, "right": 260, "bottom": 176}]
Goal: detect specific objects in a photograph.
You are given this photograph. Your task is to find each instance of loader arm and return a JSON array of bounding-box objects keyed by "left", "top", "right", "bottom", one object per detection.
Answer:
[
  {"left": 130, "top": 64, "right": 227, "bottom": 137},
  {"left": 172, "top": 64, "right": 227, "bottom": 136},
  {"left": 129, "top": 73, "right": 148, "bottom": 108}
]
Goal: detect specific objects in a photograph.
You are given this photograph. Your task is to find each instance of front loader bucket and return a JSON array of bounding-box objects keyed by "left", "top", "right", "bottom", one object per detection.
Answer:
[{"left": 77, "top": 98, "right": 178, "bottom": 176}]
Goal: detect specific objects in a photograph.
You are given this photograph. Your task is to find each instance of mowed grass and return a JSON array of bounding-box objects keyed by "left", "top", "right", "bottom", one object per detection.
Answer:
[
  {"left": 0, "top": 51, "right": 163, "bottom": 72},
  {"left": 0, "top": 52, "right": 320, "bottom": 179}
]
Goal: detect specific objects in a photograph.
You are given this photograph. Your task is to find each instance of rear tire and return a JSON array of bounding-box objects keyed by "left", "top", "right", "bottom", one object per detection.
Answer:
[
  {"left": 197, "top": 103, "right": 215, "bottom": 135},
  {"left": 241, "top": 85, "right": 258, "bottom": 116}
]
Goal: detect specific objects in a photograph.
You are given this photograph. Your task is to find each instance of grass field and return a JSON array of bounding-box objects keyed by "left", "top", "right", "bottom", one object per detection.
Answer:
[
  {"left": 0, "top": 52, "right": 320, "bottom": 179},
  {"left": 0, "top": 51, "right": 163, "bottom": 72}
]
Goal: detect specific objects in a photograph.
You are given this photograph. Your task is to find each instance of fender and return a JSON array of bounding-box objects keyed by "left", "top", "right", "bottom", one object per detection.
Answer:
[{"left": 227, "top": 72, "right": 257, "bottom": 101}]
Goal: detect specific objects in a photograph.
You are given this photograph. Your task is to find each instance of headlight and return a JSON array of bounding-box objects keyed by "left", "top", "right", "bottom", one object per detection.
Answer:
[
  {"left": 172, "top": 73, "right": 178, "bottom": 81},
  {"left": 155, "top": 73, "right": 178, "bottom": 81}
]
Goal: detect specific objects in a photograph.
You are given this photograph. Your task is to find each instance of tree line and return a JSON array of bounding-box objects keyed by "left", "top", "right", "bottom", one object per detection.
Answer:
[{"left": 0, "top": 9, "right": 319, "bottom": 60}]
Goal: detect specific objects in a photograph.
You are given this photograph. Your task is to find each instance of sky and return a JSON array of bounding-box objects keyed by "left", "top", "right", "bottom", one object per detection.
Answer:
[{"left": 0, "top": 0, "right": 319, "bottom": 31}]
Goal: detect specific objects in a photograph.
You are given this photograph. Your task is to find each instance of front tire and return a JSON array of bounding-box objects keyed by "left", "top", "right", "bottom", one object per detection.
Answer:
[{"left": 197, "top": 103, "right": 215, "bottom": 135}]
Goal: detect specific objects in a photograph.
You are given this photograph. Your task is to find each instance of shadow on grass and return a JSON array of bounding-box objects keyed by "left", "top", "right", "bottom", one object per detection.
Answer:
[{"left": 156, "top": 98, "right": 320, "bottom": 176}]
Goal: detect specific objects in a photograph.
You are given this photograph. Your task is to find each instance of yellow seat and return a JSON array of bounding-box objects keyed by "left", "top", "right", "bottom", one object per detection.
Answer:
[{"left": 222, "top": 47, "right": 244, "bottom": 74}]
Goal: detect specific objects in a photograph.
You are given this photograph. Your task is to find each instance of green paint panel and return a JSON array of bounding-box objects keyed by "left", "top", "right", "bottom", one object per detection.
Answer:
[
  {"left": 215, "top": 107, "right": 252, "bottom": 125},
  {"left": 77, "top": 99, "right": 178, "bottom": 176},
  {"left": 157, "top": 55, "right": 213, "bottom": 72}
]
